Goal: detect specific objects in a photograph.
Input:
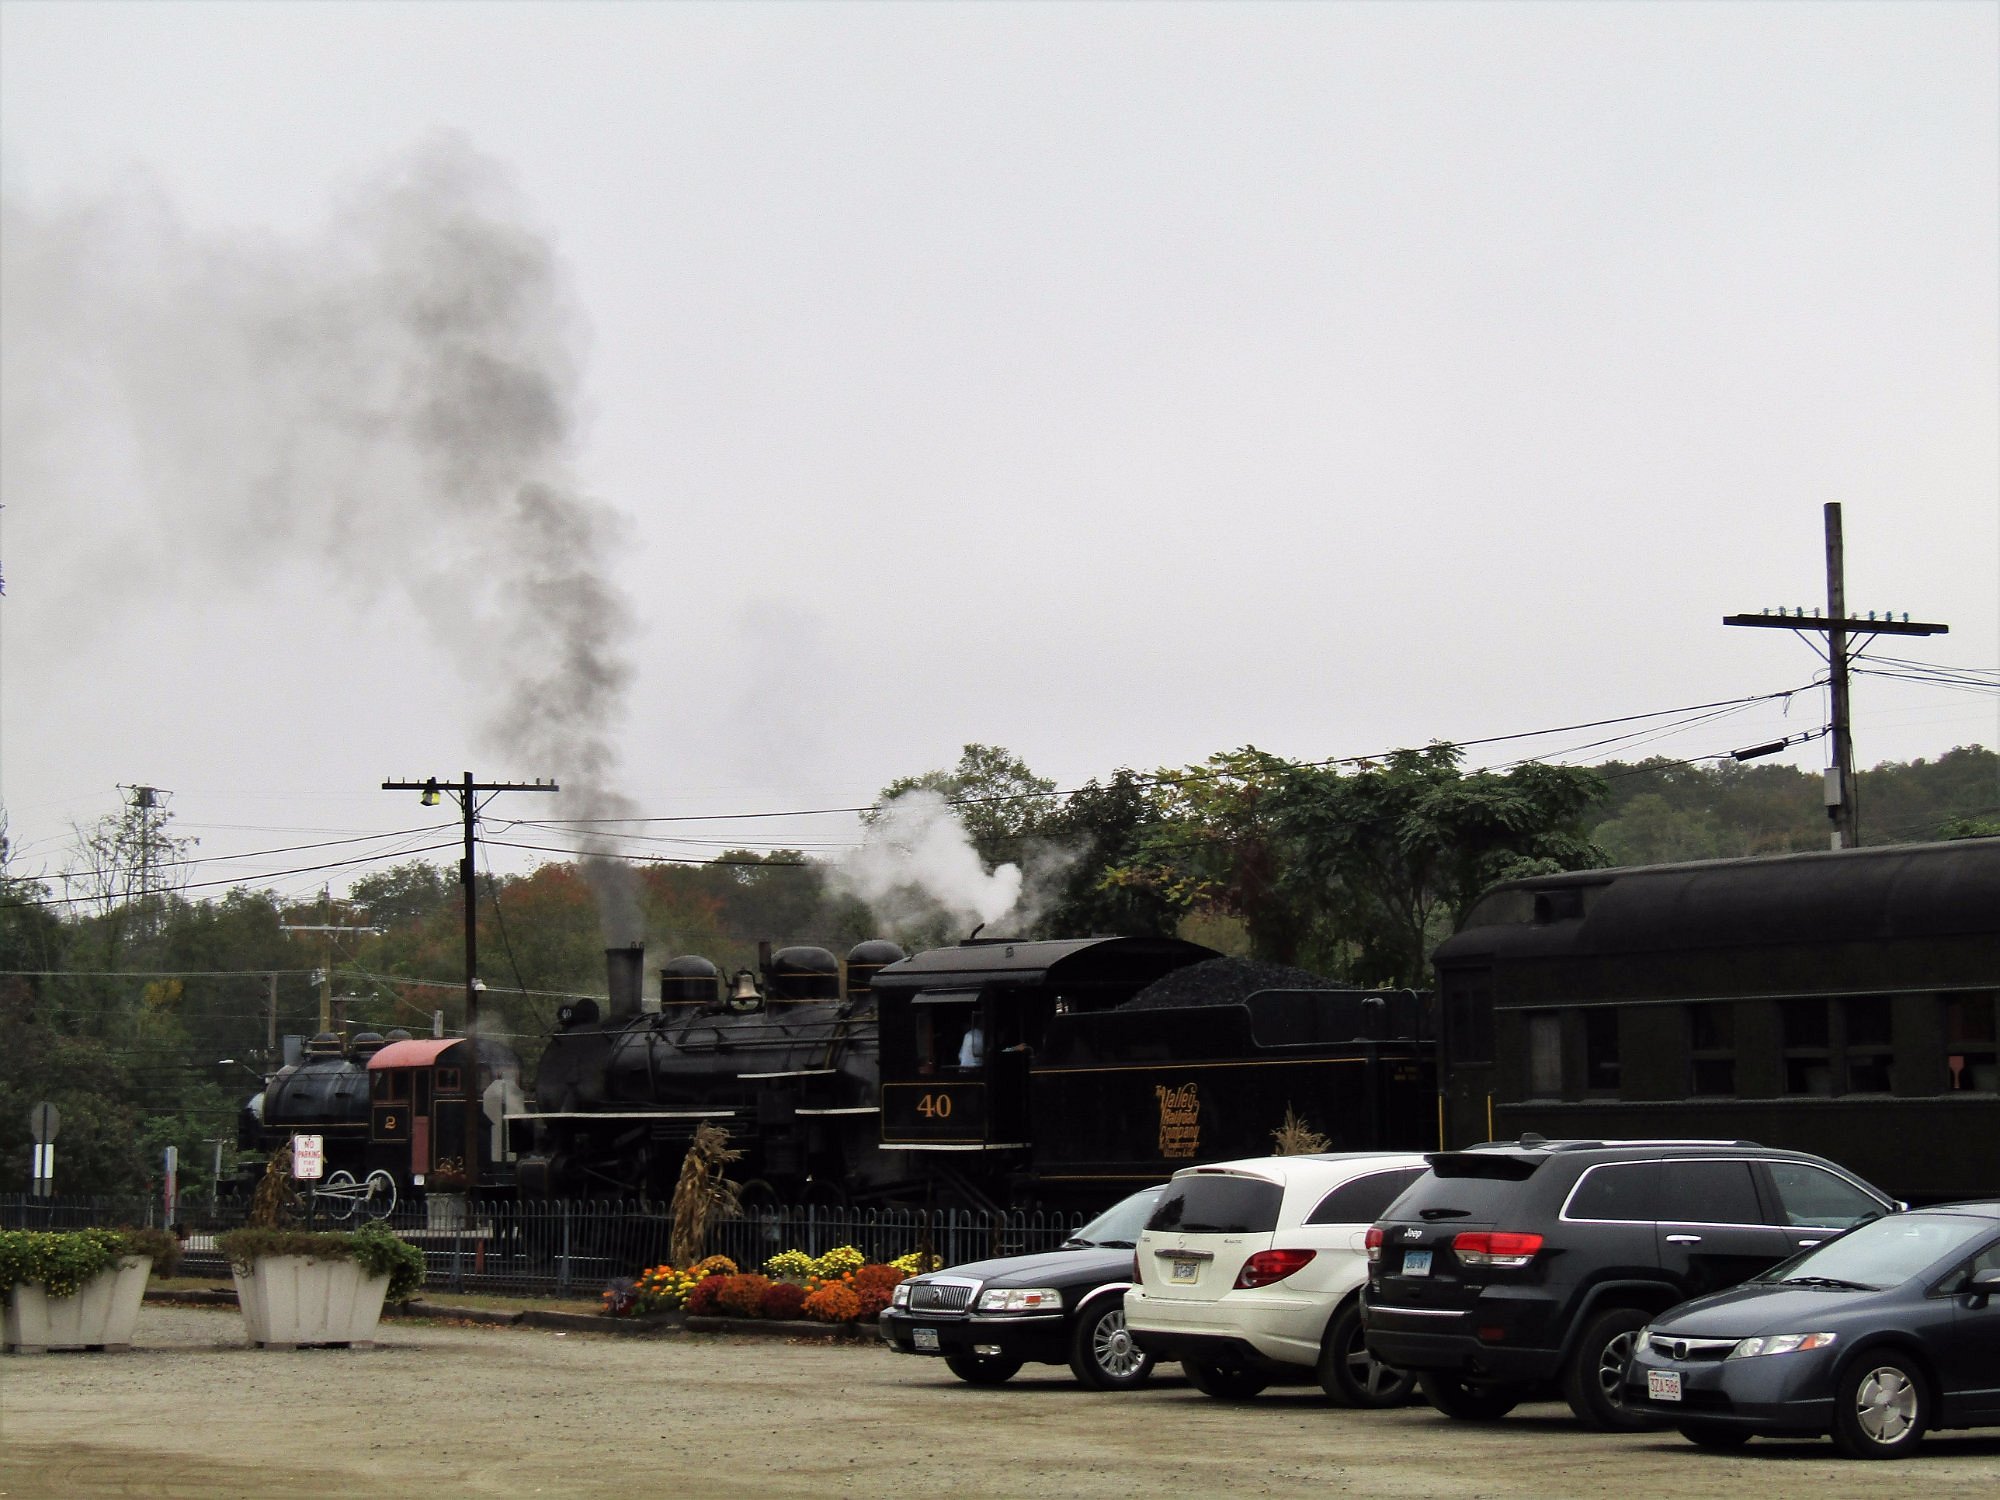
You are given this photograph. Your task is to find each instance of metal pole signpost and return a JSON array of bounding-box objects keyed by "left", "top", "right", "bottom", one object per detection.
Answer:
[{"left": 29, "top": 1101, "right": 59, "bottom": 1197}]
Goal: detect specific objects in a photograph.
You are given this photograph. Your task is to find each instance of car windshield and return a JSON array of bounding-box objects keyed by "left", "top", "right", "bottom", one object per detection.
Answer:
[
  {"left": 1064, "top": 1187, "right": 1166, "bottom": 1249},
  {"left": 1757, "top": 1212, "right": 1995, "bottom": 1290}
]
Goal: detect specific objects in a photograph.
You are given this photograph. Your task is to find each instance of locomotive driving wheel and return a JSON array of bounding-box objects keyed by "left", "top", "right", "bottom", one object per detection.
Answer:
[{"left": 362, "top": 1169, "right": 398, "bottom": 1221}]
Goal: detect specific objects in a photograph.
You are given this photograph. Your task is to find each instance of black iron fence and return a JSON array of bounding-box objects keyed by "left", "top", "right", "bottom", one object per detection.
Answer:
[{"left": 2, "top": 1193, "right": 1090, "bottom": 1301}]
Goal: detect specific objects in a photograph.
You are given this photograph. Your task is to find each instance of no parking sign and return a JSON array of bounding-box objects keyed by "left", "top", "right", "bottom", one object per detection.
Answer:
[{"left": 292, "top": 1134, "right": 325, "bottom": 1180}]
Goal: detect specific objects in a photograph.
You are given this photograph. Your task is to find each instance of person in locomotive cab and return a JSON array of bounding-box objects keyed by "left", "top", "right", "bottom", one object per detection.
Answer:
[{"left": 958, "top": 1021, "right": 985, "bottom": 1069}]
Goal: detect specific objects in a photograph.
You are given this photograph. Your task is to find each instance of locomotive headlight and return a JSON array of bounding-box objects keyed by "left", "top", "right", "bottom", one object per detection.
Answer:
[
  {"left": 976, "top": 1287, "right": 1062, "bottom": 1313},
  {"left": 890, "top": 1282, "right": 912, "bottom": 1308}
]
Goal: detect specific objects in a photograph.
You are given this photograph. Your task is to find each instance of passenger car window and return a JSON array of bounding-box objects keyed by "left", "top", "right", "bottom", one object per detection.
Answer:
[
  {"left": 1655, "top": 1160, "right": 1762, "bottom": 1225},
  {"left": 1304, "top": 1168, "right": 1426, "bottom": 1226},
  {"left": 1147, "top": 1175, "right": 1284, "bottom": 1235},
  {"left": 1764, "top": 1162, "right": 1885, "bottom": 1228},
  {"left": 1565, "top": 1162, "right": 1657, "bottom": 1222}
]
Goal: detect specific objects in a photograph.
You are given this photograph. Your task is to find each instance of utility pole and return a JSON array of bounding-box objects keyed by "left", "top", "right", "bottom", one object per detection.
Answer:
[
  {"left": 381, "top": 773, "right": 557, "bottom": 1190},
  {"left": 281, "top": 889, "right": 383, "bottom": 1035},
  {"left": 1724, "top": 502, "right": 1949, "bottom": 848}
]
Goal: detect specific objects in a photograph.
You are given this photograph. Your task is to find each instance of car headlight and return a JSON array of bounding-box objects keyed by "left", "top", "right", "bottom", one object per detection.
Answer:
[
  {"left": 976, "top": 1287, "right": 1061, "bottom": 1313},
  {"left": 890, "top": 1282, "right": 912, "bottom": 1308},
  {"left": 1729, "top": 1332, "right": 1839, "bottom": 1358}
]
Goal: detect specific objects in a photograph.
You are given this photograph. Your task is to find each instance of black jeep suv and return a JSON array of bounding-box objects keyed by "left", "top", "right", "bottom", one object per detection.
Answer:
[{"left": 1360, "top": 1138, "right": 1897, "bottom": 1430}]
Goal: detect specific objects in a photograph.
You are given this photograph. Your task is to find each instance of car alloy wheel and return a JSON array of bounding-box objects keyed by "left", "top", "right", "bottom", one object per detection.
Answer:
[
  {"left": 1832, "top": 1355, "right": 1928, "bottom": 1459},
  {"left": 1317, "top": 1302, "right": 1418, "bottom": 1408},
  {"left": 1562, "top": 1306, "right": 1655, "bottom": 1431},
  {"left": 1069, "top": 1299, "right": 1154, "bottom": 1390}
]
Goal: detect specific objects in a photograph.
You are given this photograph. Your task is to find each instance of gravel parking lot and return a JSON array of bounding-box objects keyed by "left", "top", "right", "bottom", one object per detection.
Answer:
[{"left": 3, "top": 1305, "right": 1998, "bottom": 1499}]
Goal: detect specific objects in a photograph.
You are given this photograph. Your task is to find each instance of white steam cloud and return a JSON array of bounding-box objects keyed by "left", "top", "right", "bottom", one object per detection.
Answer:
[
  {"left": 835, "top": 791, "right": 1024, "bottom": 937},
  {"left": 834, "top": 790, "right": 1082, "bottom": 942}
]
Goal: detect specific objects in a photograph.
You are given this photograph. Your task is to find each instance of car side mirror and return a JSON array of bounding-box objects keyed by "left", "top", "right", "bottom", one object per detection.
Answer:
[{"left": 1965, "top": 1267, "right": 2000, "bottom": 1307}]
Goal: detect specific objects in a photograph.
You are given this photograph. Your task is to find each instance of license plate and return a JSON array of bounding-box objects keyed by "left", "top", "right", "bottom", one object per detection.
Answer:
[
  {"left": 912, "top": 1327, "right": 940, "bottom": 1352},
  {"left": 1402, "top": 1249, "right": 1432, "bottom": 1276},
  {"left": 1647, "top": 1370, "right": 1682, "bottom": 1402},
  {"left": 1170, "top": 1258, "right": 1200, "bottom": 1283}
]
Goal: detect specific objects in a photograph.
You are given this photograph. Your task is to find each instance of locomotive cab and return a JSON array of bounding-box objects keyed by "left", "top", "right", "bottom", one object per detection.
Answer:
[
  {"left": 872, "top": 937, "right": 1220, "bottom": 1160},
  {"left": 367, "top": 1037, "right": 523, "bottom": 1191}
]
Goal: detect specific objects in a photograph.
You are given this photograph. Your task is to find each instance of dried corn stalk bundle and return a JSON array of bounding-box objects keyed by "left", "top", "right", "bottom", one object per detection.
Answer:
[
  {"left": 669, "top": 1121, "right": 744, "bottom": 1266},
  {"left": 247, "top": 1142, "right": 303, "bottom": 1228},
  {"left": 1270, "top": 1105, "right": 1330, "bottom": 1156}
]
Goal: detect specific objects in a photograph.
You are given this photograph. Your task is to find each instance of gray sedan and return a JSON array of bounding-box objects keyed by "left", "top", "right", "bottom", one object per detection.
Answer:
[{"left": 1625, "top": 1200, "right": 2000, "bottom": 1458}]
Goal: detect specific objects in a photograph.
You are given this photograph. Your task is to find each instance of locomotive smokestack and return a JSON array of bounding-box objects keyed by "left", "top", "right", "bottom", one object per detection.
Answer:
[{"left": 606, "top": 944, "right": 645, "bottom": 1022}]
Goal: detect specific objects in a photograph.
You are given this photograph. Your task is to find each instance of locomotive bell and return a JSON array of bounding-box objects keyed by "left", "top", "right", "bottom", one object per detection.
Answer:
[{"left": 726, "top": 969, "right": 764, "bottom": 1012}]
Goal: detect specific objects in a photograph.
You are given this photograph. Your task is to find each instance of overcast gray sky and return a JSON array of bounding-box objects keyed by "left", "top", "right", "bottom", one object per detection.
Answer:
[{"left": 2, "top": 0, "right": 1995, "bottom": 907}]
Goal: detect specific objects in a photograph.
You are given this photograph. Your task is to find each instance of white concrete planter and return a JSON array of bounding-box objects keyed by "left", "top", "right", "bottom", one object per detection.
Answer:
[
  {"left": 233, "top": 1255, "right": 390, "bottom": 1349},
  {"left": 4, "top": 1255, "right": 152, "bottom": 1354}
]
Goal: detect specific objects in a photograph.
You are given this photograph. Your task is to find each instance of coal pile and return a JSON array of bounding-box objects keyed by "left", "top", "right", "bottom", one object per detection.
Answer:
[{"left": 1119, "top": 956, "right": 1354, "bottom": 1011}]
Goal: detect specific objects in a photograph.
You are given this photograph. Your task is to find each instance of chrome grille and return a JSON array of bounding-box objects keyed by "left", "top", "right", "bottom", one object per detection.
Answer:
[
  {"left": 908, "top": 1278, "right": 978, "bottom": 1313},
  {"left": 1645, "top": 1332, "right": 1737, "bottom": 1362}
]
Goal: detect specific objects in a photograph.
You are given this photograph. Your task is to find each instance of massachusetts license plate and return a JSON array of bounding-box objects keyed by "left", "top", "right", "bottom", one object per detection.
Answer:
[
  {"left": 912, "top": 1327, "right": 940, "bottom": 1352},
  {"left": 1647, "top": 1370, "right": 1682, "bottom": 1402},
  {"left": 1170, "top": 1258, "right": 1200, "bottom": 1283},
  {"left": 1402, "top": 1248, "right": 1433, "bottom": 1276}
]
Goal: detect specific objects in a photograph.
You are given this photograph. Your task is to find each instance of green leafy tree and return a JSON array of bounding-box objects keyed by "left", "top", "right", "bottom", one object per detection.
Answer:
[
  {"left": 1269, "top": 747, "right": 1607, "bottom": 985},
  {"left": 1034, "top": 770, "right": 1181, "bottom": 939}
]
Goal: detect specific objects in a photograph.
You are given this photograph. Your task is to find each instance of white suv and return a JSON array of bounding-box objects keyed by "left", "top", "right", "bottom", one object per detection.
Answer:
[{"left": 1125, "top": 1151, "right": 1429, "bottom": 1404}]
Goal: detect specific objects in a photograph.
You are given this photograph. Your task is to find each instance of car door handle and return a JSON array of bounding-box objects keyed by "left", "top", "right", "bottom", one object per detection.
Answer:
[
  {"left": 1665, "top": 1234, "right": 1702, "bottom": 1245},
  {"left": 1794, "top": 1238, "right": 1822, "bottom": 1248}
]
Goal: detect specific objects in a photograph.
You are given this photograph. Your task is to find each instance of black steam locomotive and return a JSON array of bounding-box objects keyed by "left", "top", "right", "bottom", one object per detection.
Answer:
[{"left": 243, "top": 933, "right": 1439, "bottom": 1209}]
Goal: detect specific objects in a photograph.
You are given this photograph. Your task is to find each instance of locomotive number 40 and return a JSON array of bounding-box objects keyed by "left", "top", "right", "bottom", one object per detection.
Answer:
[{"left": 916, "top": 1092, "right": 954, "bottom": 1119}]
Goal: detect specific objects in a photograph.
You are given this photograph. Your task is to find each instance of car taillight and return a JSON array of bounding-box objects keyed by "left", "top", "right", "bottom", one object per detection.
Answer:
[
  {"left": 1364, "top": 1226, "right": 1384, "bottom": 1265},
  {"left": 1234, "top": 1249, "right": 1316, "bottom": 1289},
  {"left": 1451, "top": 1231, "right": 1543, "bottom": 1268}
]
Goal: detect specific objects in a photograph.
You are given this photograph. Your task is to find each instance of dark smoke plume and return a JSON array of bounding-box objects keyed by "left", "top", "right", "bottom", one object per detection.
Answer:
[{"left": 0, "top": 136, "right": 642, "bottom": 936}]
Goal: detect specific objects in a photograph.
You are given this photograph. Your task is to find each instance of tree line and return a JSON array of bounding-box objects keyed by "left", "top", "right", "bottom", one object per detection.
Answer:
[{"left": 1, "top": 742, "right": 1991, "bottom": 1194}]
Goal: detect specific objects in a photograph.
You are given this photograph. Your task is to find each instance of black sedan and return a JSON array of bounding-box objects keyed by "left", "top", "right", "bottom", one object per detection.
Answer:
[
  {"left": 881, "top": 1185, "right": 1164, "bottom": 1389},
  {"left": 1625, "top": 1200, "right": 2000, "bottom": 1458}
]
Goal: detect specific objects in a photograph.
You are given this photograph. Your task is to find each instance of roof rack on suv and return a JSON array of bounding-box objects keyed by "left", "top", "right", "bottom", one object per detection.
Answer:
[{"left": 1464, "top": 1136, "right": 1764, "bottom": 1153}]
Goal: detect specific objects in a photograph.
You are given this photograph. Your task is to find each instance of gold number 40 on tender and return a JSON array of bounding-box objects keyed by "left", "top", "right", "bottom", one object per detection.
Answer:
[{"left": 917, "top": 1092, "right": 953, "bottom": 1119}]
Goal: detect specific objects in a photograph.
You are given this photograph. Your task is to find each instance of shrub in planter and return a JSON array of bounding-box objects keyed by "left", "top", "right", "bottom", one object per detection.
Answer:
[
  {"left": 801, "top": 1281, "right": 862, "bottom": 1323},
  {"left": 2, "top": 1227, "right": 178, "bottom": 1354},
  {"left": 684, "top": 1275, "right": 729, "bottom": 1316},
  {"left": 851, "top": 1285, "right": 893, "bottom": 1321},
  {"left": 217, "top": 1221, "right": 425, "bottom": 1348},
  {"left": 758, "top": 1281, "right": 808, "bottom": 1321},
  {"left": 850, "top": 1263, "right": 904, "bottom": 1296},
  {"left": 763, "top": 1248, "right": 815, "bottom": 1279},
  {"left": 810, "top": 1245, "right": 865, "bottom": 1279},
  {"left": 713, "top": 1273, "right": 772, "bottom": 1318}
]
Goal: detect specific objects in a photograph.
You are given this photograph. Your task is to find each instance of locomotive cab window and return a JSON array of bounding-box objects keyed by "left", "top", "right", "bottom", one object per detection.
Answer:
[
  {"left": 372, "top": 1071, "right": 409, "bottom": 1102},
  {"left": 435, "top": 1066, "right": 462, "bottom": 1095}
]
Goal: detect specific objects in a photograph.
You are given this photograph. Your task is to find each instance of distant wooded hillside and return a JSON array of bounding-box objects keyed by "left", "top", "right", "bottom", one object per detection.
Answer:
[{"left": 1587, "top": 745, "right": 1999, "bottom": 864}]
